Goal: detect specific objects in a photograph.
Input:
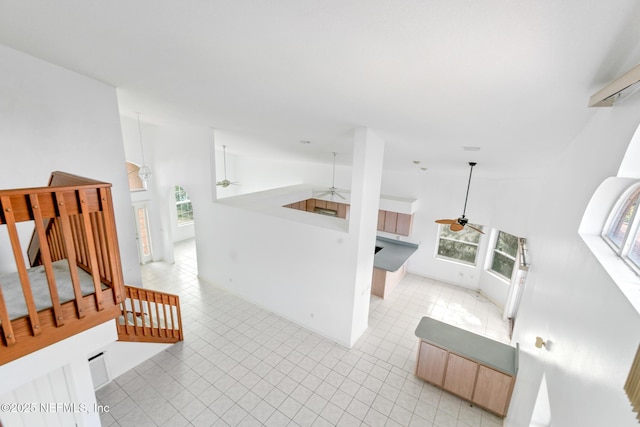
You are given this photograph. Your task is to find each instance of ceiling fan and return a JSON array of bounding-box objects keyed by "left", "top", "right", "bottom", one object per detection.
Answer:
[
  {"left": 314, "top": 152, "right": 346, "bottom": 200},
  {"left": 216, "top": 145, "right": 239, "bottom": 188},
  {"left": 435, "top": 162, "right": 484, "bottom": 234}
]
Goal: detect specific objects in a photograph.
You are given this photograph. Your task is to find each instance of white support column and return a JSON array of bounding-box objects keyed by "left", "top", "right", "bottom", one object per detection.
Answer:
[{"left": 347, "top": 127, "right": 385, "bottom": 346}]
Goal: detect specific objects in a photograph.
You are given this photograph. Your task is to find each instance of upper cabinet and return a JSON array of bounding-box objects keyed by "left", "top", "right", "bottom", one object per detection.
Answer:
[
  {"left": 285, "top": 194, "right": 417, "bottom": 236},
  {"left": 284, "top": 198, "right": 350, "bottom": 219},
  {"left": 378, "top": 209, "right": 414, "bottom": 236}
]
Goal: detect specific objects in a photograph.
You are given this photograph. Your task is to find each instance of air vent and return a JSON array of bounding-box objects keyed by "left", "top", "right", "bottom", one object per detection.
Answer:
[{"left": 89, "top": 352, "right": 109, "bottom": 389}]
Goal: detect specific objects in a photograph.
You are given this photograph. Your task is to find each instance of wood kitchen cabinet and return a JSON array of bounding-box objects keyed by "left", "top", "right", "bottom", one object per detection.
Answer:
[
  {"left": 414, "top": 317, "right": 518, "bottom": 417},
  {"left": 284, "top": 198, "right": 349, "bottom": 219},
  {"left": 416, "top": 342, "right": 448, "bottom": 386},
  {"left": 395, "top": 213, "right": 413, "bottom": 235},
  {"left": 377, "top": 209, "right": 414, "bottom": 236},
  {"left": 473, "top": 365, "right": 515, "bottom": 416},
  {"left": 444, "top": 353, "right": 478, "bottom": 400},
  {"left": 383, "top": 210, "right": 398, "bottom": 232}
]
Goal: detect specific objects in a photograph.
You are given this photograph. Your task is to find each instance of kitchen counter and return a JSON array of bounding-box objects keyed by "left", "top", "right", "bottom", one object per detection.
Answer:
[
  {"left": 414, "top": 316, "right": 518, "bottom": 416},
  {"left": 374, "top": 236, "right": 419, "bottom": 272},
  {"left": 414, "top": 316, "right": 518, "bottom": 375}
]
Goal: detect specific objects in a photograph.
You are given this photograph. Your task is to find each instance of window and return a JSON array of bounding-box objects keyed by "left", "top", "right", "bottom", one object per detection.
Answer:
[
  {"left": 174, "top": 185, "right": 193, "bottom": 225},
  {"left": 490, "top": 231, "right": 519, "bottom": 280},
  {"left": 604, "top": 184, "right": 640, "bottom": 273},
  {"left": 437, "top": 224, "right": 483, "bottom": 264}
]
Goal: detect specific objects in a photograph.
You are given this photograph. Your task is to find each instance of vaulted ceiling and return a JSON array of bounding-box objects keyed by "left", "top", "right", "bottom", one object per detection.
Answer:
[{"left": 1, "top": 1, "right": 639, "bottom": 178}]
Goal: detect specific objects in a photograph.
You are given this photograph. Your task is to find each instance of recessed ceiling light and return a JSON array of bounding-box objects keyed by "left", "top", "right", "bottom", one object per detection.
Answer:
[
  {"left": 463, "top": 146, "right": 481, "bottom": 151},
  {"left": 421, "top": 167, "right": 428, "bottom": 171},
  {"left": 413, "top": 160, "right": 421, "bottom": 164},
  {"left": 299, "top": 140, "right": 311, "bottom": 144}
]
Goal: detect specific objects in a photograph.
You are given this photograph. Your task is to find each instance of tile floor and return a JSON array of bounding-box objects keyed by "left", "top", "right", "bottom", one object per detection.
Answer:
[{"left": 97, "top": 239, "right": 510, "bottom": 427}]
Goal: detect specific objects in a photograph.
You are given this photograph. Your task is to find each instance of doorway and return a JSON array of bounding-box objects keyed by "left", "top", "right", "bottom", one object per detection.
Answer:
[{"left": 133, "top": 202, "right": 153, "bottom": 264}]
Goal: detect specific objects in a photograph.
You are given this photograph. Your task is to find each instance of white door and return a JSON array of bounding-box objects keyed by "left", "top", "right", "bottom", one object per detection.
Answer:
[{"left": 133, "top": 202, "right": 153, "bottom": 264}]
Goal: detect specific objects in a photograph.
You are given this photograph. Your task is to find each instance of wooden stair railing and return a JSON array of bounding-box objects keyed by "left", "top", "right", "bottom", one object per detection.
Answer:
[
  {"left": 0, "top": 172, "right": 125, "bottom": 365},
  {"left": 116, "top": 285, "right": 183, "bottom": 344}
]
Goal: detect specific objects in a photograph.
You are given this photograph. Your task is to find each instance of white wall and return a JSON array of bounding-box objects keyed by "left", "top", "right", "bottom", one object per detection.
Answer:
[
  {"left": 0, "top": 321, "right": 117, "bottom": 427},
  {"left": 195, "top": 129, "right": 383, "bottom": 347},
  {"left": 505, "top": 94, "right": 640, "bottom": 425},
  {"left": 0, "top": 44, "right": 148, "bottom": 424},
  {"left": 0, "top": 44, "right": 141, "bottom": 286}
]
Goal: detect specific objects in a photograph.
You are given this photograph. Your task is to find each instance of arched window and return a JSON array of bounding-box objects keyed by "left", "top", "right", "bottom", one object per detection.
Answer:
[{"left": 604, "top": 184, "right": 640, "bottom": 272}]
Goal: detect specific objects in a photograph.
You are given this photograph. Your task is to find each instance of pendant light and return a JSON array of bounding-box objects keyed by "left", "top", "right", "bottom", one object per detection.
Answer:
[{"left": 136, "top": 112, "right": 152, "bottom": 181}]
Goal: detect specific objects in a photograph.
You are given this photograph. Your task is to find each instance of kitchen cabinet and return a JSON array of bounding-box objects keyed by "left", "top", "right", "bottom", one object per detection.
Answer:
[
  {"left": 376, "top": 210, "right": 413, "bottom": 236},
  {"left": 284, "top": 198, "right": 349, "bottom": 219},
  {"left": 414, "top": 317, "right": 518, "bottom": 417},
  {"left": 337, "top": 203, "right": 349, "bottom": 219},
  {"left": 473, "top": 365, "right": 515, "bottom": 416},
  {"left": 415, "top": 342, "right": 447, "bottom": 386},
  {"left": 395, "top": 213, "right": 413, "bottom": 235},
  {"left": 377, "top": 210, "right": 386, "bottom": 231},
  {"left": 371, "top": 263, "right": 406, "bottom": 299},
  {"left": 443, "top": 353, "right": 478, "bottom": 400},
  {"left": 383, "top": 210, "right": 398, "bottom": 232}
]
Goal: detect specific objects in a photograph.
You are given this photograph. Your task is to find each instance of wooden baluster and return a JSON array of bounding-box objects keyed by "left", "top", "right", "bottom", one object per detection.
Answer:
[
  {"left": 122, "top": 286, "right": 133, "bottom": 337},
  {"left": 146, "top": 296, "right": 156, "bottom": 337},
  {"left": 161, "top": 296, "right": 170, "bottom": 337},
  {"left": 90, "top": 213, "right": 106, "bottom": 280},
  {"left": 130, "top": 288, "right": 143, "bottom": 336},
  {"left": 175, "top": 296, "right": 184, "bottom": 341},
  {"left": 29, "top": 194, "right": 64, "bottom": 327},
  {"left": 0, "top": 196, "right": 41, "bottom": 336},
  {"left": 70, "top": 215, "right": 84, "bottom": 266},
  {"left": 139, "top": 289, "right": 148, "bottom": 336},
  {"left": 153, "top": 293, "right": 162, "bottom": 336},
  {"left": 78, "top": 189, "right": 104, "bottom": 312},
  {"left": 54, "top": 191, "right": 85, "bottom": 319},
  {"left": 0, "top": 283, "right": 16, "bottom": 346},
  {"left": 168, "top": 295, "right": 178, "bottom": 339},
  {"left": 99, "top": 188, "right": 124, "bottom": 304}
]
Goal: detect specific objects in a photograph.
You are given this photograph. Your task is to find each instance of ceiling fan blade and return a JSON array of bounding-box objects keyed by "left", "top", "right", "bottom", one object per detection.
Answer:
[
  {"left": 466, "top": 224, "right": 485, "bottom": 234},
  {"left": 450, "top": 223, "right": 465, "bottom": 231},
  {"left": 333, "top": 191, "right": 346, "bottom": 200},
  {"left": 314, "top": 191, "right": 330, "bottom": 198},
  {"left": 435, "top": 219, "right": 457, "bottom": 224}
]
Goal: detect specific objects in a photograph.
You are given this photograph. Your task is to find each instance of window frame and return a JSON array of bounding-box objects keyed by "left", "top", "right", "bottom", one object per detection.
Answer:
[
  {"left": 174, "top": 185, "right": 194, "bottom": 226},
  {"left": 435, "top": 223, "right": 484, "bottom": 266},
  {"left": 602, "top": 183, "right": 640, "bottom": 275},
  {"left": 488, "top": 230, "right": 519, "bottom": 282}
]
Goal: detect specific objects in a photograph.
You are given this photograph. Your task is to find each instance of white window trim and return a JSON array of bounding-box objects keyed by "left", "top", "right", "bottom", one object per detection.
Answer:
[
  {"left": 580, "top": 176, "right": 640, "bottom": 314},
  {"left": 487, "top": 230, "right": 518, "bottom": 283},
  {"left": 435, "top": 225, "right": 482, "bottom": 266},
  {"left": 601, "top": 184, "right": 640, "bottom": 275},
  {"left": 174, "top": 186, "right": 194, "bottom": 226}
]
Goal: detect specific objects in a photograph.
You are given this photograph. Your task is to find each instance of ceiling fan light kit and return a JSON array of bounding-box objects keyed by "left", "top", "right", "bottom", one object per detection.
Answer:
[{"left": 435, "top": 162, "right": 484, "bottom": 234}]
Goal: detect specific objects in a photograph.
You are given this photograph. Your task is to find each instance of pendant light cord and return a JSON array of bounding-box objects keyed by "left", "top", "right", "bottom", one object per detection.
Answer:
[{"left": 136, "top": 112, "right": 146, "bottom": 165}]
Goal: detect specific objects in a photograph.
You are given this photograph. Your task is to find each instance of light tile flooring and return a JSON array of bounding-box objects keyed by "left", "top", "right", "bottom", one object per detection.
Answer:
[{"left": 98, "top": 239, "right": 510, "bottom": 427}]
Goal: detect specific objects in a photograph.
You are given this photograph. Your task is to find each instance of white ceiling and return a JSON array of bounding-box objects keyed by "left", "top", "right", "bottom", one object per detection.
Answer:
[{"left": 1, "top": 1, "right": 640, "bottom": 178}]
